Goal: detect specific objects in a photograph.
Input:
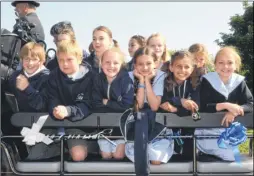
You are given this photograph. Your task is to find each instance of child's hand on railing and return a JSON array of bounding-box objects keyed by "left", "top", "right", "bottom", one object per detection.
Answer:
[
  {"left": 225, "top": 103, "right": 244, "bottom": 117},
  {"left": 160, "top": 102, "right": 177, "bottom": 112},
  {"left": 53, "top": 105, "right": 68, "bottom": 120},
  {"left": 221, "top": 111, "right": 236, "bottom": 127},
  {"left": 103, "top": 99, "right": 108, "bottom": 105},
  {"left": 181, "top": 98, "right": 199, "bottom": 112}
]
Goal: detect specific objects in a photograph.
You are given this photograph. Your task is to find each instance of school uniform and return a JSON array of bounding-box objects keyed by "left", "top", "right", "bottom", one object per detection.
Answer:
[
  {"left": 83, "top": 51, "right": 101, "bottom": 74},
  {"left": 123, "top": 70, "right": 174, "bottom": 176},
  {"left": 8, "top": 67, "right": 49, "bottom": 160},
  {"left": 9, "top": 67, "right": 49, "bottom": 112},
  {"left": 92, "top": 69, "right": 134, "bottom": 112},
  {"left": 92, "top": 69, "right": 134, "bottom": 153},
  {"left": 26, "top": 64, "right": 93, "bottom": 160},
  {"left": 47, "top": 64, "right": 93, "bottom": 122},
  {"left": 126, "top": 59, "right": 134, "bottom": 71},
  {"left": 195, "top": 72, "right": 253, "bottom": 161},
  {"left": 161, "top": 78, "right": 199, "bottom": 157},
  {"left": 161, "top": 78, "right": 200, "bottom": 116}
]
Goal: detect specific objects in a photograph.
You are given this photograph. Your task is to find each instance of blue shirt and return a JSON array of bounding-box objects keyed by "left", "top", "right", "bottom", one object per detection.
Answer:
[{"left": 128, "top": 69, "right": 166, "bottom": 102}]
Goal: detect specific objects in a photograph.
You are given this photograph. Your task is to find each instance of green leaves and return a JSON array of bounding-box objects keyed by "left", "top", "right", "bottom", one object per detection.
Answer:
[{"left": 215, "top": 3, "right": 253, "bottom": 92}]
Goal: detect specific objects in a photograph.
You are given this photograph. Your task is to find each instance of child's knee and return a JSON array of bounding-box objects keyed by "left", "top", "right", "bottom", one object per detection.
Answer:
[
  {"left": 70, "top": 145, "right": 87, "bottom": 161},
  {"left": 151, "top": 160, "right": 162, "bottom": 165},
  {"left": 112, "top": 151, "right": 125, "bottom": 159},
  {"left": 100, "top": 152, "right": 112, "bottom": 159},
  {"left": 113, "top": 144, "right": 125, "bottom": 159}
]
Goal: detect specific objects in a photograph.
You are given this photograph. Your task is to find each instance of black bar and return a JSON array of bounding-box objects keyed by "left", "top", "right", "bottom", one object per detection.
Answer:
[
  {"left": 11, "top": 112, "right": 253, "bottom": 128},
  {"left": 60, "top": 138, "right": 64, "bottom": 176},
  {"left": 193, "top": 135, "right": 197, "bottom": 176}
]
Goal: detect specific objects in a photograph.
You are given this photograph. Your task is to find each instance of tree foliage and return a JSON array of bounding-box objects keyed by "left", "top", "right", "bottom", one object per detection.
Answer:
[{"left": 215, "top": 2, "right": 253, "bottom": 92}]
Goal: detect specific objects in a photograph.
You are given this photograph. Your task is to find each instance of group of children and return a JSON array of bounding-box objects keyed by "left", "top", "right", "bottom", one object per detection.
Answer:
[{"left": 7, "top": 23, "right": 253, "bottom": 176}]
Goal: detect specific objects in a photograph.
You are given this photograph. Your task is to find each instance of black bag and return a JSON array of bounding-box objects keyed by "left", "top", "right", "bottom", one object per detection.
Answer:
[
  {"left": 1, "top": 29, "right": 22, "bottom": 80},
  {"left": 119, "top": 108, "right": 166, "bottom": 142}
]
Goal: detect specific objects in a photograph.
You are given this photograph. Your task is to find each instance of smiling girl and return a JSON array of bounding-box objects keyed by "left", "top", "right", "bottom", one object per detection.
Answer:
[
  {"left": 160, "top": 50, "right": 199, "bottom": 158},
  {"left": 92, "top": 47, "right": 134, "bottom": 160},
  {"left": 85, "top": 26, "right": 119, "bottom": 74},
  {"left": 127, "top": 35, "right": 146, "bottom": 71},
  {"left": 195, "top": 46, "right": 253, "bottom": 161},
  {"left": 146, "top": 33, "right": 170, "bottom": 72},
  {"left": 125, "top": 47, "right": 173, "bottom": 176}
]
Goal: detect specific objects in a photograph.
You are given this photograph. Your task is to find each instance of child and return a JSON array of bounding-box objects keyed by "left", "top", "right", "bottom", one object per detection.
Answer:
[
  {"left": 92, "top": 47, "right": 134, "bottom": 159},
  {"left": 85, "top": 26, "right": 119, "bottom": 74},
  {"left": 160, "top": 50, "right": 199, "bottom": 114},
  {"left": 46, "top": 40, "right": 94, "bottom": 161},
  {"left": 46, "top": 21, "right": 89, "bottom": 71},
  {"left": 146, "top": 33, "right": 170, "bottom": 72},
  {"left": 188, "top": 43, "right": 211, "bottom": 70},
  {"left": 9, "top": 42, "right": 49, "bottom": 112},
  {"left": 127, "top": 35, "right": 146, "bottom": 71},
  {"left": 125, "top": 47, "right": 174, "bottom": 176},
  {"left": 195, "top": 46, "right": 253, "bottom": 161},
  {"left": 160, "top": 50, "right": 199, "bottom": 158},
  {"left": 188, "top": 43, "right": 213, "bottom": 88}
]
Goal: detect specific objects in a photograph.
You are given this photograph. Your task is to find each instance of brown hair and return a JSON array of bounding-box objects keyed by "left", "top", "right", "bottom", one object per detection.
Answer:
[
  {"left": 20, "top": 42, "right": 46, "bottom": 63},
  {"left": 165, "top": 50, "right": 196, "bottom": 91},
  {"left": 93, "top": 26, "right": 112, "bottom": 39},
  {"left": 93, "top": 26, "right": 120, "bottom": 49},
  {"left": 88, "top": 42, "right": 94, "bottom": 53},
  {"left": 130, "top": 35, "right": 146, "bottom": 47},
  {"left": 188, "top": 43, "right": 211, "bottom": 68},
  {"left": 133, "top": 47, "right": 158, "bottom": 64}
]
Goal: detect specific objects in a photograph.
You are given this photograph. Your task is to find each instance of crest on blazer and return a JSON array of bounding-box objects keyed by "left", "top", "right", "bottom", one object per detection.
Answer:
[{"left": 76, "top": 93, "right": 84, "bottom": 101}]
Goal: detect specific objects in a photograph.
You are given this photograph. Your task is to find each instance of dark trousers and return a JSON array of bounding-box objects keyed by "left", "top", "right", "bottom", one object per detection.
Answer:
[{"left": 134, "top": 109, "right": 155, "bottom": 176}]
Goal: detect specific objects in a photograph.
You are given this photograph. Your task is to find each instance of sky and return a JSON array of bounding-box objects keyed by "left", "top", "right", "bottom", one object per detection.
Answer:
[{"left": 1, "top": 1, "right": 245, "bottom": 60}]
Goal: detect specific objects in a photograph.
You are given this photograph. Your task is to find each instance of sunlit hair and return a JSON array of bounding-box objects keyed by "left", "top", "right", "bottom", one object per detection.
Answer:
[
  {"left": 188, "top": 43, "right": 211, "bottom": 67},
  {"left": 130, "top": 35, "right": 146, "bottom": 47},
  {"left": 93, "top": 26, "right": 112, "bottom": 39},
  {"left": 133, "top": 47, "right": 158, "bottom": 64},
  {"left": 165, "top": 50, "right": 196, "bottom": 91},
  {"left": 146, "top": 33, "right": 170, "bottom": 62},
  {"left": 215, "top": 46, "right": 242, "bottom": 72},
  {"left": 56, "top": 41, "right": 83, "bottom": 64},
  {"left": 101, "top": 47, "right": 126, "bottom": 67},
  {"left": 20, "top": 42, "right": 46, "bottom": 63},
  {"left": 92, "top": 26, "right": 119, "bottom": 48}
]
